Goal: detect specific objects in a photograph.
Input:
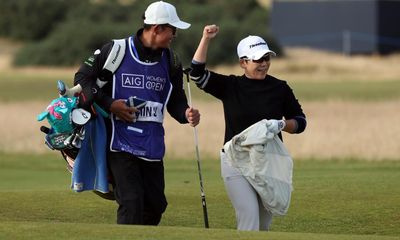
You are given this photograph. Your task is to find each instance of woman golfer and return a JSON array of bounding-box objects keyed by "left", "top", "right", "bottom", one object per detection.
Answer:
[{"left": 189, "top": 25, "right": 307, "bottom": 231}]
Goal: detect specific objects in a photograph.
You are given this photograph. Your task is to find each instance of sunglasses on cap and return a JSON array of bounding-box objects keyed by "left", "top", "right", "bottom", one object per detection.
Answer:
[{"left": 243, "top": 54, "right": 271, "bottom": 63}]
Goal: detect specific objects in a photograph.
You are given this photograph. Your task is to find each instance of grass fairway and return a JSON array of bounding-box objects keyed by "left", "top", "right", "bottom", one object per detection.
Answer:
[
  {"left": 1, "top": 222, "right": 399, "bottom": 240},
  {"left": 0, "top": 153, "right": 399, "bottom": 239}
]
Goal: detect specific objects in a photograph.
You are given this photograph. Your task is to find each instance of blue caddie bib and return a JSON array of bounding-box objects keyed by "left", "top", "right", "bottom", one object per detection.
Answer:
[{"left": 110, "top": 36, "right": 173, "bottom": 161}]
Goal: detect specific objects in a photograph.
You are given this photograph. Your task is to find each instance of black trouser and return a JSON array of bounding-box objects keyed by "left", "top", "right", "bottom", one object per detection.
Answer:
[{"left": 107, "top": 151, "right": 167, "bottom": 225}]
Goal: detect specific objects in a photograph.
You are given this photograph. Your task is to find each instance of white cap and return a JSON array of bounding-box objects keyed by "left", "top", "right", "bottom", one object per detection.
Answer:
[
  {"left": 144, "top": 1, "right": 191, "bottom": 29},
  {"left": 237, "top": 35, "right": 276, "bottom": 60}
]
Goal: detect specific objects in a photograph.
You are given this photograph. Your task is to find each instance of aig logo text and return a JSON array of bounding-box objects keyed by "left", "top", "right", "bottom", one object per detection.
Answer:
[
  {"left": 122, "top": 74, "right": 144, "bottom": 89},
  {"left": 121, "top": 74, "right": 165, "bottom": 91}
]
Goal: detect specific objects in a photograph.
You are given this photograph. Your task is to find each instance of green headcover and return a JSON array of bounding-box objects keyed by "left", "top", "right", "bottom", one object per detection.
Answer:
[{"left": 37, "top": 96, "right": 78, "bottom": 134}]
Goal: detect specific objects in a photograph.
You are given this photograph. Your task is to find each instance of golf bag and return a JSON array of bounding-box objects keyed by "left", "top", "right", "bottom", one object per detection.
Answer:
[
  {"left": 37, "top": 95, "right": 88, "bottom": 171},
  {"left": 37, "top": 81, "right": 115, "bottom": 200},
  {"left": 37, "top": 38, "right": 179, "bottom": 200},
  {"left": 36, "top": 39, "right": 128, "bottom": 200}
]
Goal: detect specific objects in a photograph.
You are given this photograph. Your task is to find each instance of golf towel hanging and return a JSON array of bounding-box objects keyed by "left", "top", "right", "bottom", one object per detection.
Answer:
[{"left": 71, "top": 115, "right": 109, "bottom": 193}]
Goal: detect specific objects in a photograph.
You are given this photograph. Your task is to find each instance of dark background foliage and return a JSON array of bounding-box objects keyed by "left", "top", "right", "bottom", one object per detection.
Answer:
[{"left": 0, "top": 0, "right": 281, "bottom": 67}]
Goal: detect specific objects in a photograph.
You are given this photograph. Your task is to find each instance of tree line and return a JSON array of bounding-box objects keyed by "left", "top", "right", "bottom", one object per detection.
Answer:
[{"left": 0, "top": 0, "right": 281, "bottom": 67}]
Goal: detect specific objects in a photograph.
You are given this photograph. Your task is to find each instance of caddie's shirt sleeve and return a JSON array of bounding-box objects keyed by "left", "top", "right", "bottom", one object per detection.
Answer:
[
  {"left": 166, "top": 53, "right": 190, "bottom": 124},
  {"left": 74, "top": 42, "right": 115, "bottom": 112}
]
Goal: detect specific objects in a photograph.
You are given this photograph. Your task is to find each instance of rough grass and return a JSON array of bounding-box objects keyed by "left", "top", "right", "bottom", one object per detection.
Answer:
[{"left": 1, "top": 99, "right": 400, "bottom": 161}]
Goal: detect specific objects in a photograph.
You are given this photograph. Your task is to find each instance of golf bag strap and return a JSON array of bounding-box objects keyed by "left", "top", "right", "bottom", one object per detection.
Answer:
[
  {"left": 96, "top": 39, "right": 126, "bottom": 88},
  {"left": 96, "top": 38, "right": 177, "bottom": 88}
]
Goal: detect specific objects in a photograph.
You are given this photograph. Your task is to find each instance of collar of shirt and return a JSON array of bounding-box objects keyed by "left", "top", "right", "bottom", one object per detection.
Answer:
[{"left": 134, "top": 28, "right": 164, "bottom": 63}]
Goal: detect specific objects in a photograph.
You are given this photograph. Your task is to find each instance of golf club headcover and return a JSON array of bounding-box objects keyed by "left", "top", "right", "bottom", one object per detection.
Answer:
[{"left": 37, "top": 96, "right": 78, "bottom": 134}]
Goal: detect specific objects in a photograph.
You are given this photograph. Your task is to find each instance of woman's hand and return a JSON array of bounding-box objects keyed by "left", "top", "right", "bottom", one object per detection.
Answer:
[{"left": 203, "top": 24, "right": 219, "bottom": 39}]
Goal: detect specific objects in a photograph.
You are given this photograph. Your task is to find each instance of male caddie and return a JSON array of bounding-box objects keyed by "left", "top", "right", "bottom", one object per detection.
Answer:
[{"left": 74, "top": 1, "right": 200, "bottom": 225}]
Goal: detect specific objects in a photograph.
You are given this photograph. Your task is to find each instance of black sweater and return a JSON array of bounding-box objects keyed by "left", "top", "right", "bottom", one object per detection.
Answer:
[{"left": 191, "top": 63, "right": 306, "bottom": 144}]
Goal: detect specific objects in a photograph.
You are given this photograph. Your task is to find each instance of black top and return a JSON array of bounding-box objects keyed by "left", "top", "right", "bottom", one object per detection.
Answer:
[
  {"left": 74, "top": 28, "right": 189, "bottom": 124},
  {"left": 191, "top": 63, "right": 306, "bottom": 144}
]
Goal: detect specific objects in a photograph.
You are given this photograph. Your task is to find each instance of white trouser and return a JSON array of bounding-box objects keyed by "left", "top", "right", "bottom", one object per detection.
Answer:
[{"left": 221, "top": 150, "right": 273, "bottom": 231}]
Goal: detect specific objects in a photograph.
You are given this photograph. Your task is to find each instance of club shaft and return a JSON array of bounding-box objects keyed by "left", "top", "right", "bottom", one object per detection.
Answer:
[
  {"left": 186, "top": 78, "right": 193, "bottom": 107},
  {"left": 193, "top": 127, "right": 209, "bottom": 228},
  {"left": 186, "top": 70, "right": 209, "bottom": 228}
]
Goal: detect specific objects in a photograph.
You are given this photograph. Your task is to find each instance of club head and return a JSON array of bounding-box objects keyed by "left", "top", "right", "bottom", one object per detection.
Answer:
[
  {"left": 63, "top": 134, "right": 74, "bottom": 148},
  {"left": 76, "top": 127, "right": 85, "bottom": 140},
  {"left": 71, "top": 134, "right": 82, "bottom": 148}
]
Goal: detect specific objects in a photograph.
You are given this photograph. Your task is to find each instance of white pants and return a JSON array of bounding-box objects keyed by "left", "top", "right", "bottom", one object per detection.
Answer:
[{"left": 221, "top": 150, "right": 273, "bottom": 231}]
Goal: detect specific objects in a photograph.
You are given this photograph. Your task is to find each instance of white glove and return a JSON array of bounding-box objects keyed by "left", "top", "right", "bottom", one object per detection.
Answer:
[{"left": 266, "top": 119, "right": 286, "bottom": 135}]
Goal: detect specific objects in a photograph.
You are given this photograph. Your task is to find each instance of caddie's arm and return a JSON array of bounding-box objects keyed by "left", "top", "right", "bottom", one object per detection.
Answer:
[
  {"left": 109, "top": 99, "right": 137, "bottom": 123},
  {"left": 165, "top": 54, "right": 189, "bottom": 123},
  {"left": 74, "top": 42, "right": 121, "bottom": 115}
]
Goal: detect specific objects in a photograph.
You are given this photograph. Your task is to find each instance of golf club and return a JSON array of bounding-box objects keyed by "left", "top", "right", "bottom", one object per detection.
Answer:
[
  {"left": 57, "top": 80, "right": 82, "bottom": 97},
  {"left": 183, "top": 68, "right": 209, "bottom": 229}
]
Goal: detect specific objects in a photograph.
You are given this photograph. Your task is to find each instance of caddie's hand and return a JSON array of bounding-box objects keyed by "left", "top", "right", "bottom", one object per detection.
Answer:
[
  {"left": 185, "top": 107, "right": 200, "bottom": 127},
  {"left": 203, "top": 25, "right": 219, "bottom": 39},
  {"left": 266, "top": 119, "right": 286, "bottom": 135},
  {"left": 110, "top": 99, "right": 138, "bottom": 122}
]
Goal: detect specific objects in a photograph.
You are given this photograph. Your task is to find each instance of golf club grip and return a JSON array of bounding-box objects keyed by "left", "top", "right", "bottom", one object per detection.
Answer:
[
  {"left": 183, "top": 67, "right": 192, "bottom": 79},
  {"left": 40, "top": 126, "right": 50, "bottom": 134},
  {"left": 183, "top": 68, "right": 193, "bottom": 106},
  {"left": 67, "top": 84, "right": 82, "bottom": 97}
]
